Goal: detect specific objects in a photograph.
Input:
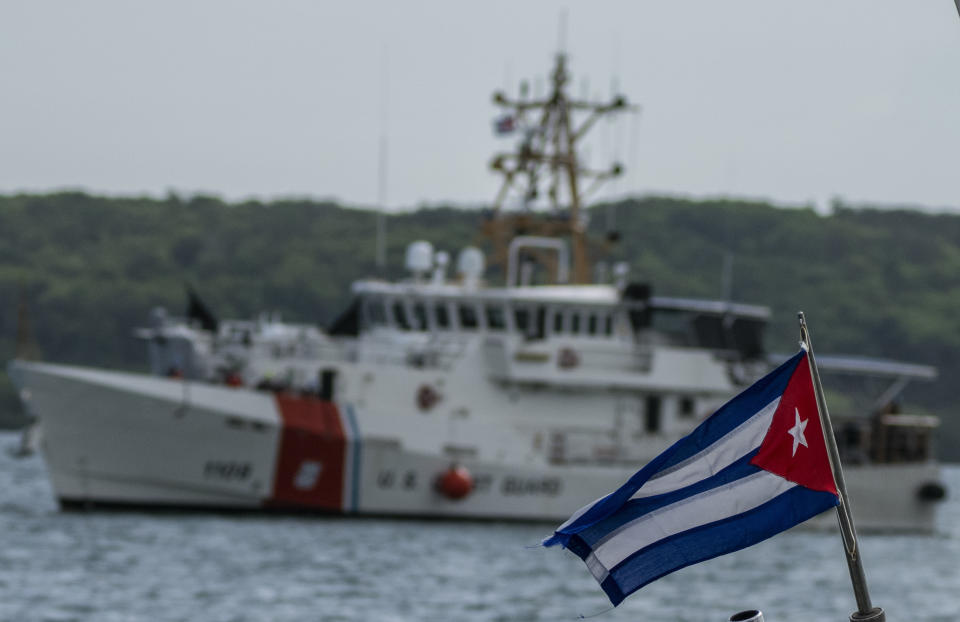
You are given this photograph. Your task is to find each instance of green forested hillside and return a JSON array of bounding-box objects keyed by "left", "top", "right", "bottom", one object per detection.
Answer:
[{"left": 1, "top": 192, "right": 958, "bottom": 458}]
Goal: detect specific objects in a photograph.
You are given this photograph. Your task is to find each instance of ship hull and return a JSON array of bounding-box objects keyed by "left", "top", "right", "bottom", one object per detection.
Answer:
[{"left": 10, "top": 361, "right": 944, "bottom": 532}]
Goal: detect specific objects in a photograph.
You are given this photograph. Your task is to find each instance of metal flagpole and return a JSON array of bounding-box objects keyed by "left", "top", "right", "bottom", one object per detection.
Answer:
[{"left": 798, "top": 312, "right": 885, "bottom": 622}]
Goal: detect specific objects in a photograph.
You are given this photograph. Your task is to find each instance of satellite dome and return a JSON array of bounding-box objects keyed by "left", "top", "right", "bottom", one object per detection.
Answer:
[
  {"left": 457, "top": 247, "right": 485, "bottom": 281},
  {"left": 405, "top": 241, "right": 434, "bottom": 274}
]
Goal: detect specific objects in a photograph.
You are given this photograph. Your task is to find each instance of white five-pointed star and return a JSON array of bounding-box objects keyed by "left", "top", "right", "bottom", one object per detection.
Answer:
[{"left": 788, "top": 408, "right": 809, "bottom": 457}]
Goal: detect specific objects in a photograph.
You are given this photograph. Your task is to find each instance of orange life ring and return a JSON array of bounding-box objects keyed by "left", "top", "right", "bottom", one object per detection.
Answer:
[{"left": 416, "top": 384, "right": 441, "bottom": 411}]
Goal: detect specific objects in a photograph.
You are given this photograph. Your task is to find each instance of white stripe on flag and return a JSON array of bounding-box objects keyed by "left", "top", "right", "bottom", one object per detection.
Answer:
[
  {"left": 631, "top": 397, "right": 781, "bottom": 499},
  {"left": 555, "top": 396, "right": 780, "bottom": 536},
  {"left": 588, "top": 470, "right": 796, "bottom": 576}
]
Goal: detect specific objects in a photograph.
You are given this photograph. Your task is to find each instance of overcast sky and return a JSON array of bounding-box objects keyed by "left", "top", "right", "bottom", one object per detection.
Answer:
[{"left": 3, "top": 1, "right": 960, "bottom": 212}]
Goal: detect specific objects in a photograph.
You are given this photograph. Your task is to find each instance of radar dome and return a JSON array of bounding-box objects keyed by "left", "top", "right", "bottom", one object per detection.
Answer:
[
  {"left": 457, "top": 247, "right": 485, "bottom": 279},
  {"left": 405, "top": 241, "right": 434, "bottom": 274}
]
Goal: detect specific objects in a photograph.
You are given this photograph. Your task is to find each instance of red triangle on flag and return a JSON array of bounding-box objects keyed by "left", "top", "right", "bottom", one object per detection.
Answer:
[{"left": 750, "top": 353, "right": 839, "bottom": 496}]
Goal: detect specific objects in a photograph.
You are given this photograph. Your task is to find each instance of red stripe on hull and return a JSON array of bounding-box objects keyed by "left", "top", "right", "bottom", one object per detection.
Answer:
[{"left": 269, "top": 395, "right": 346, "bottom": 510}]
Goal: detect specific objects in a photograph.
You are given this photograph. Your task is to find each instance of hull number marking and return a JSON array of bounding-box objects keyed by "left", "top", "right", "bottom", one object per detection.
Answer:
[{"left": 204, "top": 461, "right": 252, "bottom": 481}]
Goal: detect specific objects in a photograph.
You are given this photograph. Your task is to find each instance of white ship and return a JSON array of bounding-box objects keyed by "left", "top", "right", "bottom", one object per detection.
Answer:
[{"left": 7, "top": 53, "right": 946, "bottom": 531}]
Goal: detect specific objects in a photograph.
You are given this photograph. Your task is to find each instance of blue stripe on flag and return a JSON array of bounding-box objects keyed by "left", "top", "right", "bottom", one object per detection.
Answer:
[
  {"left": 573, "top": 453, "right": 762, "bottom": 548},
  {"left": 543, "top": 351, "right": 806, "bottom": 548},
  {"left": 590, "top": 486, "right": 838, "bottom": 605}
]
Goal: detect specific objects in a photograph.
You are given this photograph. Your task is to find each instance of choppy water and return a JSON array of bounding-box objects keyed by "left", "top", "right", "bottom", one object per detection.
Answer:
[{"left": 0, "top": 433, "right": 957, "bottom": 622}]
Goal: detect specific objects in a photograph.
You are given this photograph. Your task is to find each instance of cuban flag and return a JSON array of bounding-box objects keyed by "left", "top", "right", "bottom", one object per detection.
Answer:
[{"left": 543, "top": 349, "right": 840, "bottom": 606}]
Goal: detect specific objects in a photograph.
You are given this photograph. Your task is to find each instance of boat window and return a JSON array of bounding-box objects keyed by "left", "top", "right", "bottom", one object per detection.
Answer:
[
  {"left": 587, "top": 313, "right": 598, "bottom": 336},
  {"left": 365, "top": 298, "right": 387, "bottom": 326},
  {"left": 624, "top": 283, "right": 652, "bottom": 332},
  {"left": 533, "top": 306, "right": 546, "bottom": 340},
  {"left": 679, "top": 396, "right": 695, "bottom": 419},
  {"left": 458, "top": 303, "right": 479, "bottom": 330},
  {"left": 514, "top": 307, "right": 530, "bottom": 334},
  {"left": 571, "top": 311, "right": 581, "bottom": 335},
  {"left": 486, "top": 305, "right": 506, "bottom": 331},
  {"left": 650, "top": 309, "right": 691, "bottom": 345},
  {"left": 392, "top": 301, "right": 411, "bottom": 331},
  {"left": 731, "top": 318, "right": 766, "bottom": 360},
  {"left": 552, "top": 310, "right": 564, "bottom": 334},
  {"left": 603, "top": 314, "right": 613, "bottom": 336},
  {"left": 692, "top": 315, "right": 727, "bottom": 350},
  {"left": 411, "top": 302, "right": 428, "bottom": 331},
  {"left": 645, "top": 395, "right": 662, "bottom": 433},
  {"left": 435, "top": 302, "right": 450, "bottom": 329}
]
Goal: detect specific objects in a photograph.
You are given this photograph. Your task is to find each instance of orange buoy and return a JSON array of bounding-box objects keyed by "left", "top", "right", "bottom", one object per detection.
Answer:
[
  {"left": 224, "top": 372, "right": 244, "bottom": 387},
  {"left": 557, "top": 347, "right": 579, "bottom": 369},
  {"left": 416, "top": 384, "right": 441, "bottom": 411},
  {"left": 435, "top": 465, "right": 473, "bottom": 500}
]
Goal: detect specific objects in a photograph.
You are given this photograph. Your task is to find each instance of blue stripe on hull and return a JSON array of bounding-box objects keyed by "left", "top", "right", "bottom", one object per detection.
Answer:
[{"left": 343, "top": 403, "right": 362, "bottom": 513}]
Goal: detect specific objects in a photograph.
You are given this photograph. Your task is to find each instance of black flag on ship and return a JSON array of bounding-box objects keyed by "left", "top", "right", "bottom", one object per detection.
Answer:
[{"left": 185, "top": 284, "right": 219, "bottom": 332}]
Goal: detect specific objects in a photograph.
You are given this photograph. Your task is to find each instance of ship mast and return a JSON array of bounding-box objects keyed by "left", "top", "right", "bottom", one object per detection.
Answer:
[{"left": 484, "top": 52, "right": 637, "bottom": 284}]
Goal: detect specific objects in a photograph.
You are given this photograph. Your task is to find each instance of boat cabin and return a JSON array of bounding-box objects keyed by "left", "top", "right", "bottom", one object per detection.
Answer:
[{"left": 349, "top": 280, "right": 770, "bottom": 362}]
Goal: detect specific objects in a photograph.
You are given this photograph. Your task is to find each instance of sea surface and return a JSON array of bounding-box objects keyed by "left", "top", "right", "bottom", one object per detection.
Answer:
[{"left": 0, "top": 432, "right": 957, "bottom": 622}]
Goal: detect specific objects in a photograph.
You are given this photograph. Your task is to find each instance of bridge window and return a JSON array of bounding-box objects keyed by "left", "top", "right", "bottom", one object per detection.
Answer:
[
  {"left": 731, "top": 318, "right": 766, "bottom": 359},
  {"left": 514, "top": 307, "right": 530, "bottom": 334},
  {"left": 435, "top": 302, "right": 450, "bottom": 329},
  {"left": 552, "top": 310, "right": 564, "bottom": 334},
  {"left": 679, "top": 396, "right": 695, "bottom": 419},
  {"left": 571, "top": 312, "right": 581, "bottom": 335},
  {"left": 651, "top": 309, "right": 692, "bottom": 345},
  {"left": 458, "top": 303, "right": 479, "bottom": 330},
  {"left": 533, "top": 307, "right": 546, "bottom": 340},
  {"left": 587, "top": 313, "right": 598, "bottom": 336},
  {"left": 486, "top": 305, "right": 506, "bottom": 331},
  {"left": 365, "top": 298, "right": 387, "bottom": 326},
  {"left": 645, "top": 395, "right": 662, "bottom": 433},
  {"left": 603, "top": 314, "right": 613, "bottom": 336},
  {"left": 693, "top": 315, "right": 727, "bottom": 350},
  {"left": 392, "top": 301, "right": 410, "bottom": 330},
  {"left": 411, "top": 302, "right": 428, "bottom": 331}
]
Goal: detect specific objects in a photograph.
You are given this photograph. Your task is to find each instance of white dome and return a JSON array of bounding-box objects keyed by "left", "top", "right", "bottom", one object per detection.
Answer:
[
  {"left": 405, "top": 241, "right": 434, "bottom": 273},
  {"left": 456, "top": 247, "right": 485, "bottom": 279}
]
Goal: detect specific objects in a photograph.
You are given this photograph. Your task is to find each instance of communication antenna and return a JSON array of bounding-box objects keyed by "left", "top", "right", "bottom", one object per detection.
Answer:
[
  {"left": 486, "top": 52, "right": 639, "bottom": 283},
  {"left": 626, "top": 103, "right": 643, "bottom": 193},
  {"left": 557, "top": 9, "right": 568, "bottom": 55},
  {"left": 604, "top": 35, "right": 621, "bottom": 233},
  {"left": 609, "top": 34, "right": 623, "bottom": 200},
  {"left": 375, "top": 45, "right": 389, "bottom": 271}
]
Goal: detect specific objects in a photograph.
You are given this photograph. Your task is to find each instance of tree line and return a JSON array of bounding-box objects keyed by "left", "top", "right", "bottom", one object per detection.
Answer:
[{"left": 1, "top": 192, "right": 957, "bottom": 459}]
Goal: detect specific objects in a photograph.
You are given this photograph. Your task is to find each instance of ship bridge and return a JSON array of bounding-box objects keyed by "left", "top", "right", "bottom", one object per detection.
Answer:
[{"left": 344, "top": 278, "right": 770, "bottom": 365}]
